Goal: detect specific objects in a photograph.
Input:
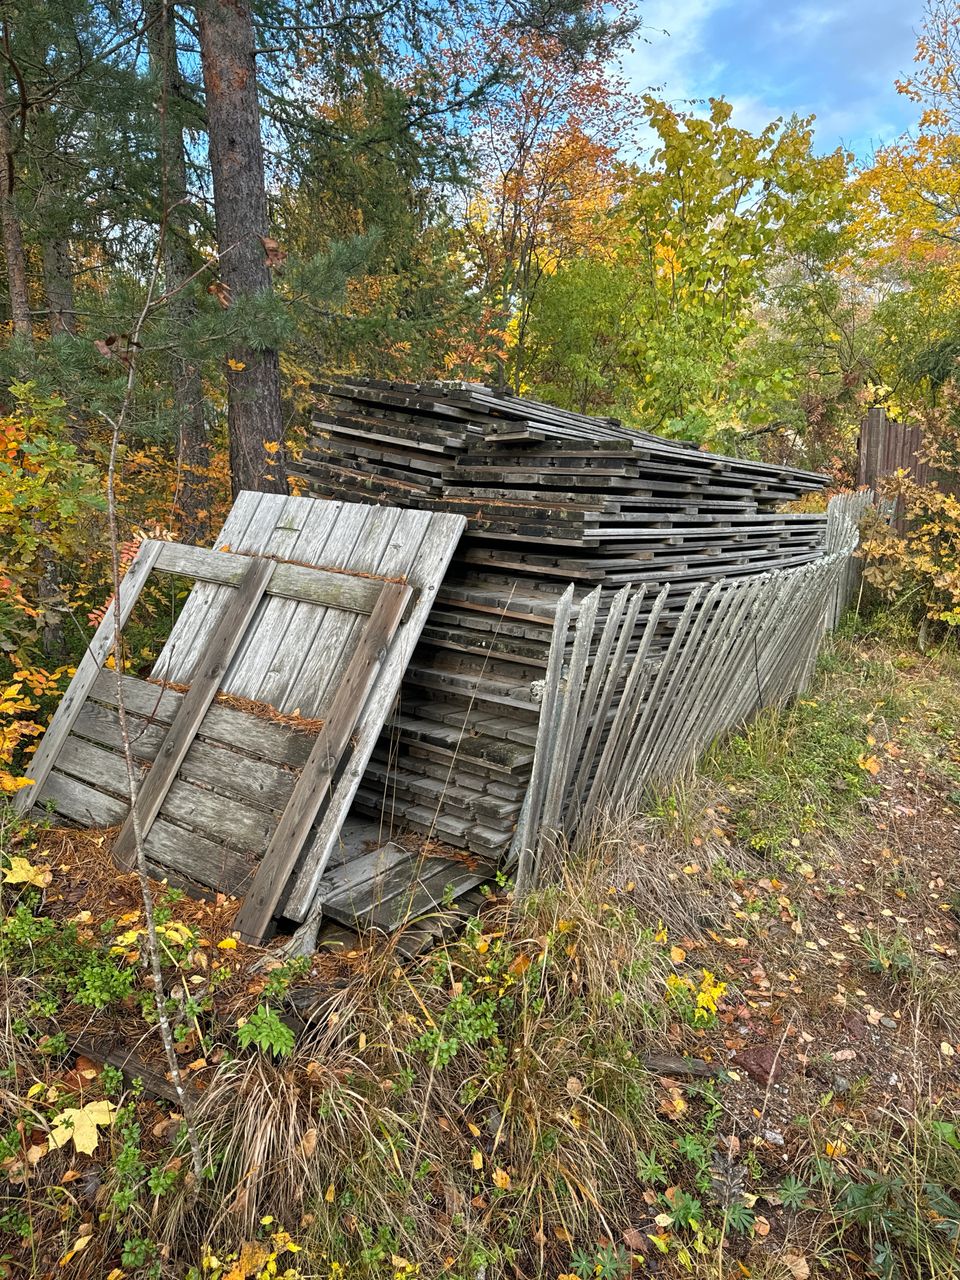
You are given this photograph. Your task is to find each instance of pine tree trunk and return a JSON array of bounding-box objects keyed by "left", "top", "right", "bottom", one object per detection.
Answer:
[
  {"left": 195, "top": 0, "right": 286, "bottom": 498},
  {"left": 41, "top": 234, "right": 76, "bottom": 335},
  {"left": 150, "top": 0, "right": 211, "bottom": 539},
  {"left": 0, "top": 93, "right": 33, "bottom": 344}
]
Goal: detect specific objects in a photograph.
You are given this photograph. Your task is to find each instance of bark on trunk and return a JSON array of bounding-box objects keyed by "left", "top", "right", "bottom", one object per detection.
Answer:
[
  {"left": 150, "top": 0, "right": 211, "bottom": 539},
  {"left": 0, "top": 94, "right": 33, "bottom": 344},
  {"left": 195, "top": 0, "right": 286, "bottom": 498},
  {"left": 41, "top": 234, "right": 76, "bottom": 335}
]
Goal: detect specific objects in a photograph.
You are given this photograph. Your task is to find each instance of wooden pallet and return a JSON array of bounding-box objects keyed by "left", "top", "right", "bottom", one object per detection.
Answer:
[{"left": 18, "top": 498, "right": 467, "bottom": 939}]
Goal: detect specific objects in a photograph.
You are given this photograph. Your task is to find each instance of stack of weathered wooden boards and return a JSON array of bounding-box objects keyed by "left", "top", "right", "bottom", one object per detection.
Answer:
[{"left": 291, "top": 379, "right": 831, "bottom": 863}]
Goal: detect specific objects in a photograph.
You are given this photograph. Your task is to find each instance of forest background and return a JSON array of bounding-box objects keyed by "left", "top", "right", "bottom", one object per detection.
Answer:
[{"left": 2, "top": 0, "right": 960, "bottom": 787}]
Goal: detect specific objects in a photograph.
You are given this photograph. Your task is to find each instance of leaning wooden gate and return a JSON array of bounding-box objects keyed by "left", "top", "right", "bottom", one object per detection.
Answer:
[{"left": 16, "top": 495, "right": 466, "bottom": 941}]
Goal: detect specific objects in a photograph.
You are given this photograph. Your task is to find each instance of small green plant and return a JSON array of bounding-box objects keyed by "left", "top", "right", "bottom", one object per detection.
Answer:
[
  {"left": 636, "top": 1149, "right": 669, "bottom": 1184},
  {"left": 236, "top": 1004, "right": 295, "bottom": 1058},
  {"left": 779, "top": 1174, "right": 810, "bottom": 1210},
  {"left": 262, "top": 954, "right": 311, "bottom": 999},
  {"left": 724, "top": 1201, "right": 755, "bottom": 1234},
  {"left": 860, "top": 926, "right": 915, "bottom": 976},
  {"left": 569, "top": 1245, "right": 629, "bottom": 1280}
]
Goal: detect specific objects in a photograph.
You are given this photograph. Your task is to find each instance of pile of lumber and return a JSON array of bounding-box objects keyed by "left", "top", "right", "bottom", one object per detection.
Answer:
[{"left": 291, "top": 379, "right": 830, "bottom": 861}]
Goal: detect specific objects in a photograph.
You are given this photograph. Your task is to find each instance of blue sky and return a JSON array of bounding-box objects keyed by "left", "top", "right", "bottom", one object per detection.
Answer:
[{"left": 622, "top": 0, "right": 924, "bottom": 157}]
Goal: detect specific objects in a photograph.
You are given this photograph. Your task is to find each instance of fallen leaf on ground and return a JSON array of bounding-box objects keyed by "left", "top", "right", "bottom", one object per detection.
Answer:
[
  {"left": 48, "top": 1100, "right": 117, "bottom": 1156},
  {"left": 2, "top": 857, "right": 52, "bottom": 888}
]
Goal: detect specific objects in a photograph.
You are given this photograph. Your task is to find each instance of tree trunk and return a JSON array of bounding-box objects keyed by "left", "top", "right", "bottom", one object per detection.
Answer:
[
  {"left": 195, "top": 0, "right": 286, "bottom": 498},
  {"left": 0, "top": 92, "right": 33, "bottom": 344},
  {"left": 149, "top": 0, "right": 211, "bottom": 539},
  {"left": 42, "top": 234, "right": 76, "bottom": 335}
]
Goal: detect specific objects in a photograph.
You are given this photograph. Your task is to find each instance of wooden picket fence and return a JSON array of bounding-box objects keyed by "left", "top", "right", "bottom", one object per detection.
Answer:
[{"left": 512, "top": 490, "right": 875, "bottom": 889}]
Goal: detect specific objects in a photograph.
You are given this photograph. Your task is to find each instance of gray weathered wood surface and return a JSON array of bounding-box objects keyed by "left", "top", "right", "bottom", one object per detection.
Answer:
[
  {"left": 14, "top": 540, "right": 163, "bottom": 815},
  {"left": 113, "top": 557, "right": 277, "bottom": 868},
  {"left": 511, "top": 490, "right": 872, "bottom": 886},
  {"left": 233, "top": 579, "right": 411, "bottom": 940},
  {"left": 24, "top": 498, "right": 465, "bottom": 935}
]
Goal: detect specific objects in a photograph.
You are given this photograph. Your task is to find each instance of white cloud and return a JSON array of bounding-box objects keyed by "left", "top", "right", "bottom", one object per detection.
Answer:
[
  {"left": 621, "top": 0, "right": 728, "bottom": 104},
  {"left": 617, "top": 0, "right": 921, "bottom": 157}
]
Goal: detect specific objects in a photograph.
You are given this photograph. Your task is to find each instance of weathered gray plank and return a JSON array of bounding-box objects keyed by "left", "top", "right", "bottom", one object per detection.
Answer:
[
  {"left": 54, "top": 736, "right": 279, "bottom": 855},
  {"left": 223, "top": 499, "right": 355, "bottom": 701},
  {"left": 34, "top": 771, "right": 254, "bottom": 895},
  {"left": 512, "top": 585, "right": 573, "bottom": 890},
  {"left": 153, "top": 541, "right": 384, "bottom": 613},
  {"left": 151, "top": 491, "right": 273, "bottom": 685},
  {"left": 275, "top": 506, "right": 408, "bottom": 717},
  {"left": 285, "top": 508, "right": 467, "bottom": 922},
  {"left": 234, "top": 579, "right": 412, "bottom": 941},
  {"left": 15, "top": 540, "right": 163, "bottom": 816},
  {"left": 68, "top": 703, "right": 298, "bottom": 810},
  {"left": 113, "top": 558, "right": 277, "bottom": 868},
  {"left": 152, "top": 492, "right": 295, "bottom": 686},
  {"left": 88, "top": 672, "right": 316, "bottom": 767}
]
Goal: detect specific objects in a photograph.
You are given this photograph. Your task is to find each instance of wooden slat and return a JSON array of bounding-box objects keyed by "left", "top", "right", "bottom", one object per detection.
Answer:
[
  {"left": 237, "top": 503, "right": 375, "bottom": 707},
  {"left": 35, "top": 772, "right": 254, "bottom": 895},
  {"left": 68, "top": 703, "right": 299, "bottom": 811},
  {"left": 15, "top": 540, "right": 163, "bottom": 816},
  {"left": 88, "top": 672, "right": 316, "bottom": 767},
  {"left": 54, "top": 738, "right": 280, "bottom": 855},
  {"left": 112, "top": 558, "right": 276, "bottom": 868},
  {"left": 233, "top": 580, "right": 412, "bottom": 941},
  {"left": 153, "top": 541, "right": 385, "bottom": 614},
  {"left": 285, "top": 508, "right": 467, "bottom": 921},
  {"left": 151, "top": 493, "right": 293, "bottom": 687}
]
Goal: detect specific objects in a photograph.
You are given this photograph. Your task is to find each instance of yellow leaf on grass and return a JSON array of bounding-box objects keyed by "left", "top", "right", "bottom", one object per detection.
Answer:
[
  {"left": 2, "top": 856, "right": 52, "bottom": 888},
  {"left": 48, "top": 1099, "right": 117, "bottom": 1155},
  {"left": 227, "top": 358, "right": 247, "bottom": 372},
  {"left": 492, "top": 1167, "right": 511, "bottom": 1190},
  {"left": 218, "top": 937, "right": 238, "bottom": 949},
  {"left": 670, "top": 945, "right": 686, "bottom": 964},
  {"left": 224, "top": 1241, "right": 273, "bottom": 1280},
  {"left": 471, "top": 1149, "right": 483, "bottom": 1170},
  {"left": 825, "top": 1140, "right": 848, "bottom": 1159},
  {"left": 857, "top": 754, "right": 881, "bottom": 776},
  {"left": 325, "top": 1183, "right": 335, "bottom": 1202},
  {"left": 59, "top": 1231, "right": 93, "bottom": 1266}
]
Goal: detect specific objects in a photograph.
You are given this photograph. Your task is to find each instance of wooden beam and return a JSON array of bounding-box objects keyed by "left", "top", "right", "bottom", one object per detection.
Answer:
[
  {"left": 14, "top": 540, "right": 163, "bottom": 816},
  {"left": 153, "top": 540, "right": 386, "bottom": 614},
  {"left": 233, "top": 579, "right": 411, "bottom": 942},
  {"left": 112, "top": 558, "right": 276, "bottom": 869}
]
